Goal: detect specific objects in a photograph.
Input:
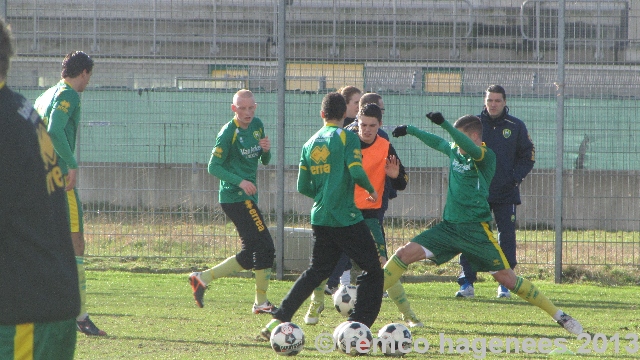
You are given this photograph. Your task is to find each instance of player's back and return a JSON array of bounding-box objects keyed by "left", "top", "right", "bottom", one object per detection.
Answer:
[{"left": 300, "top": 125, "right": 363, "bottom": 227}]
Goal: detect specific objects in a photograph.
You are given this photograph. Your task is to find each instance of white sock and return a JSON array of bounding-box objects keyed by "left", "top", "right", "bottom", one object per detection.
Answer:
[
  {"left": 340, "top": 270, "right": 351, "bottom": 286},
  {"left": 76, "top": 313, "right": 88, "bottom": 322},
  {"left": 552, "top": 310, "right": 564, "bottom": 321}
]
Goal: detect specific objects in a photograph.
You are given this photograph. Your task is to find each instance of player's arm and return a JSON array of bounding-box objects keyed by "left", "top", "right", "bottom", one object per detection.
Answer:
[
  {"left": 513, "top": 124, "right": 535, "bottom": 185},
  {"left": 387, "top": 144, "right": 408, "bottom": 191},
  {"left": 296, "top": 155, "right": 314, "bottom": 199},
  {"left": 441, "top": 120, "right": 486, "bottom": 160},
  {"left": 393, "top": 125, "right": 450, "bottom": 155},
  {"left": 259, "top": 131, "right": 271, "bottom": 165},
  {"left": 46, "top": 96, "right": 78, "bottom": 170},
  {"left": 207, "top": 130, "right": 244, "bottom": 185}
]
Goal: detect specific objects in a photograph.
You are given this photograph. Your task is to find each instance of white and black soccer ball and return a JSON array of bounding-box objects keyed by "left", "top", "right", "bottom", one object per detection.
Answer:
[
  {"left": 332, "top": 285, "right": 357, "bottom": 317},
  {"left": 270, "top": 322, "right": 305, "bottom": 356},
  {"left": 376, "top": 323, "right": 412, "bottom": 356},
  {"left": 333, "top": 320, "right": 353, "bottom": 345},
  {"left": 337, "top": 321, "right": 373, "bottom": 355}
]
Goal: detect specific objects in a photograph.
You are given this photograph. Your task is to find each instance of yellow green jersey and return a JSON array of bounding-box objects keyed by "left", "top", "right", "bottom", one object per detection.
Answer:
[
  {"left": 407, "top": 122, "right": 496, "bottom": 223},
  {"left": 297, "top": 125, "right": 374, "bottom": 227},
  {"left": 34, "top": 80, "right": 82, "bottom": 174},
  {"left": 208, "top": 117, "right": 271, "bottom": 203}
]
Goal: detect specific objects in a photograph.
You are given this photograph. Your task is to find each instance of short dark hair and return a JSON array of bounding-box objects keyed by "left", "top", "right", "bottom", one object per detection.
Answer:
[
  {"left": 61, "top": 51, "right": 94, "bottom": 78},
  {"left": 454, "top": 115, "right": 483, "bottom": 139},
  {"left": 321, "top": 92, "right": 347, "bottom": 121},
  {"left": 486, "top": 84, "right": 506, "bottom": 101},
  {"left": 338, "top": 85, "right": 361, "bottom": 104},
  {"left": 0, "top": 19, "right": 14, "bottom": 79},
  {"left": 358, "top": 103, "right": 382, "bottom": 123},
  {"left": 359, "top": 92, "right": 382, "bottom": 109}
]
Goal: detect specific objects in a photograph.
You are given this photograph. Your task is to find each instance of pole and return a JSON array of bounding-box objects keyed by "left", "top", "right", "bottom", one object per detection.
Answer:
[
  {"left": 275, "top": 0, "right": 286, "bottom": 280},
  {"left": 554, "top": 0, "right": 566, "bottom": 284}
]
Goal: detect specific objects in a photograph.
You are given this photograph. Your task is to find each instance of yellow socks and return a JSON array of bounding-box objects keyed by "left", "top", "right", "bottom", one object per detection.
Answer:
[
  {"left": 387, "top": 280, "right": 412, "bottom": 314},
  {"left": 383, "top": 255, "right": 408, "bottom": 291},
  {"left": 254, "top": 268, "right": 271, "bottom": 304},
  {"left": 512, "top": 276, "right": 560, "bottom": 317},
  {"left": 76, "top": 256, "right": 87, "bottom": 320},
  {"left": 310, "top": 279, "right": 327, "bottom": 304},
  {"left": 201, "top": 256, "right": 243, "bottom": 284}
]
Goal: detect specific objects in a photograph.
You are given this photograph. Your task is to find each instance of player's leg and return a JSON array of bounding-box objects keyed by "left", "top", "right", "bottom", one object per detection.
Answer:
[
  {"left": 189, "top": 202, "right": 248, "bottom": 308},
  {"left": 268, "top": 226, "right": 341, "bottom": 324},
  {"left": 492, "top": 203, "right": 517, "bottom": 298},
  {"left": 67, "top": 187, "right": 106, "bottom": 336},
  {"left": 339, "top": 220, "right": 384, "bottom": 328},
  {"left": 492, "top": 269, "right": 583, "bottom": 335},
  {"left": 456, "top": 254, "right": 477, "bottom": 297},
  {"left": 325, "top": 252, "right": 350, "bottom": 294}
]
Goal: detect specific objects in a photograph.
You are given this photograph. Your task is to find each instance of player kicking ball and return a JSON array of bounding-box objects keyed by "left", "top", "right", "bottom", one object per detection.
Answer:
[{"left": 383, "top": 112, "right": 583, "bottom": 335}]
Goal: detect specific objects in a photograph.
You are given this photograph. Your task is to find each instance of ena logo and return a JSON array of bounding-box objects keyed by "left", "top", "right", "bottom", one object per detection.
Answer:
[{"left": 310, "top": 145, "right": 331, "bottom": 175}]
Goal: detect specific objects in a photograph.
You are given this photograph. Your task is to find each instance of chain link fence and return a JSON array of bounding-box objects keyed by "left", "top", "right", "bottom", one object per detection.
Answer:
[{"left": 4, "top": 0, "right": 640, "bottom": 277}]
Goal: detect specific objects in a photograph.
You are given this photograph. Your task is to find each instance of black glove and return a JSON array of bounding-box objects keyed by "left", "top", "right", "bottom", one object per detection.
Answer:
[
  {"left": 426, "top": 112, "right": 445, "bottom": 125},
  {"left": 392, "top": 125, "right": 408, "bottom": 137}
]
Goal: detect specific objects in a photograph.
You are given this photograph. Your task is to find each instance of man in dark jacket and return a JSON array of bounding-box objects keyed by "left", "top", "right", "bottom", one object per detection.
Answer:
[{"left": 455, "top": 85, "right": 535, "bottom": 298}]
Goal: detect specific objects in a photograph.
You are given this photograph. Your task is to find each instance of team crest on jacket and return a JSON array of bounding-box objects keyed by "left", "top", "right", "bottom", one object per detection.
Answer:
[
  {"left": 502, "top": 129, "right": 511, "bottom": 138},
  {"left": 253, "top": 130, "right": 261, "bottom": 140}
]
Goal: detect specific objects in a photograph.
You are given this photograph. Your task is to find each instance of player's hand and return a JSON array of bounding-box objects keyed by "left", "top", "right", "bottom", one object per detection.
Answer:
[
  {"left": 259, "top": 136, "right": 271, "bottom": 152},
  {"left": 366, "top": 190, "right": 378, "bottom": 202},
  {"left": 426, "top": 112, "right": 445, "bottom": 125},
  {"left": 385, "top": 155, "right": 400, "bottom": 179},
  {"left": 239, "top": 180, "right": 257, "bottom": 196},
  {"left": 392, "top": 125, "right": 408, "bottom": 137},
  {"left": 65, "top": 168, "right": 77, "bottom": 191}
]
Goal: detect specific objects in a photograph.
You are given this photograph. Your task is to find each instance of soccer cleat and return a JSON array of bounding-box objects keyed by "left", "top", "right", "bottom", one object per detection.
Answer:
[
  {"left": 304, "top": 301, "right": 325, "bottom": 325},
  {"left": 402, "top": 310, "right": 424, "bottom": 328},
  {"left": 253, "top": 300, "right": 278, "bottom": 314},
  {"left": 382, "top": 291, "right": 389, "bottom": 298},
  {"left": 324, "top": 285, "right": 338, "bottom": 296},
  {"left": 455, "top": 282, "right": 475, "bottom": 298},
  {"left": 189, "top": 272, "right": 207, "bottom": 308},
  {"left": 260, "top": 319, "right": 281, "bottom": 340},
  {"left": 557, "top": 312, "right": 583, "bottom": 335},
  {"left": 76, "top": 316, "right": 107, "bottom": 336},
  {"left": 497, "top": 284, "right": 511, "bottom": 298}
]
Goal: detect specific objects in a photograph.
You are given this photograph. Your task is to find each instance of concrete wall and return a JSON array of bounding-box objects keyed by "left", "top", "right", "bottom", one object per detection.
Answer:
[{"left": 79, "top": 163, "right": 640, "bottom": 232}]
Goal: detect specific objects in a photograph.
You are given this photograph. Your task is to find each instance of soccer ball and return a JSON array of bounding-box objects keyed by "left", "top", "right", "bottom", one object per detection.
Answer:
[
  {"left": 337, "top": 321, "right": 373, "bottom": 355},
  {"left": 270, "top": 322, "right": 305, "bottom": 356},
  {"left": 376, "top": 323, "right": 412, "bottom": 356},
  {"left": 333, "top": 320, "right": 353, "bottom": 345},
  {"left": 332, "top": 285, "right": 357, "bottom": 317}
]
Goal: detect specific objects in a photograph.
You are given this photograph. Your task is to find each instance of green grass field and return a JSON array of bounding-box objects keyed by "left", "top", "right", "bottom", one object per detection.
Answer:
[{"left": 75, "top": 271, "right": 639, "bottom": 359}]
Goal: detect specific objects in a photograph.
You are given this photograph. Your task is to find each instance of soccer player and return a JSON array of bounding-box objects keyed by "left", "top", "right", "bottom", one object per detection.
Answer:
[
  {"left": 305, "top": 103, "right": 423, "bottom": 328},
  {"left": 260, "top": 92, "right": 384, "bottom": 339},
  {"left": 385, "top": 112, "right": 583, "bottom": 335},
  {"left": 34, "top": 51, "right": 106, "bottom": 336},
  {"left": 456, "top": 84, "right": 536, "bottom": 298},
  {"left": 1, "top": 18, "right": 80, "bottom": 358},
  {"left": 189, "top": 89, "right": 277, "bottom": 314}
]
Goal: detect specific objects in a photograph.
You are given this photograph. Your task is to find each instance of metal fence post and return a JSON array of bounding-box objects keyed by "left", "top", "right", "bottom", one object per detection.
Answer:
[{"left": 554, "top": 0, "right": 566, "bottom": 284}]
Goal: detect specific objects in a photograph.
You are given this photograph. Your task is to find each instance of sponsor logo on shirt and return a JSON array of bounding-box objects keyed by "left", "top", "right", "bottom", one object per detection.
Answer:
[
  {"left": 36, "top": 122, "right": 64, "bottom": 194},
  {"left": 240, "top": 145, "right": 263, "bottom": 159},
  {"left": 212, "top": 146, "right": 224, "bottom": 158},
  {"left": 310, "top": 145, "right": 331, "bottom": 174},
  {"left": 56, "top": 100, "right": 71, "bottom": 114},
  {"left": 452, "top": 159, "right": 471, "bottom": 174}
]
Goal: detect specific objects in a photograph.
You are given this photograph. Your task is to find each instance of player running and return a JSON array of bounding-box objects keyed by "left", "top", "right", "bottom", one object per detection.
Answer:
[{"left": 189, "top": 89, "right": 277, "bottom": 315}]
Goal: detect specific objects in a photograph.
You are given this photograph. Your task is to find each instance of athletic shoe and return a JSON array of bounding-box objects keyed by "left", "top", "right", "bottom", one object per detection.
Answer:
[
  {"left": 253, "top": 300, "right": 278, "bottom": 314},
  {"left": 382, "top": 291, "right": 389, "bottom": 298},
  {"left": 324, "top": 285, "right": 338, "bottom": 296},
  {"left": 76, "top": 316, "right": 107, "bottom": 336},
  {"left": 497, "top": 284, "right": 511, "bottom": 298},
  {"left": 402, "top": 310, "right": 424, "bottom": 328},
  {"left": 455, "top": 282, "right": 475, "bottom": 298},
  {"left": 189, "top": 272, "right": 207, "bottom": 308},
  {"left": 260, "top": 319, "right": 281, "bottom": 340},
  {"left": 557, "top": 312, "right": 583, "bottom": 335},
  {"left": 304, "top": 301, "right": 324, "bottom": 325}
]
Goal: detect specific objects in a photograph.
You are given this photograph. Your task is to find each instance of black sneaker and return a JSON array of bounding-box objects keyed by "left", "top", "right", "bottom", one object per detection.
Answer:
[
  {"left": 76, "top": 316, "right": 107, "bottom": 336},
  {"left": 189, "top": 272, "right": 207, "bottom": 308}
]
